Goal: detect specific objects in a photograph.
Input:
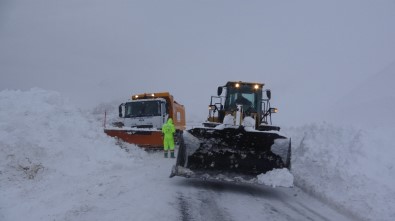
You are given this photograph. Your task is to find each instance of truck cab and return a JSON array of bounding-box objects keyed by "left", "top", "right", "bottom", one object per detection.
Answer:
[
  {"left": 104, "top": 92, "right": 185, "bottom": 149},
  {"left": 119, "top": 98, "right": 168, "bottom": 129}
]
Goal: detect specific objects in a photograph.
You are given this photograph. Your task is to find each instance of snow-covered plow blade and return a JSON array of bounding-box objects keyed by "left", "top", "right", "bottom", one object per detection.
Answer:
[{"left": 170, "top": 127, "right": 291, "bottom": 184}]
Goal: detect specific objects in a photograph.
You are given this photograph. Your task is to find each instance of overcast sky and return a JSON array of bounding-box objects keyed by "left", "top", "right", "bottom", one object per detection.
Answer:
[{"left": 1, "top": 0, "right": 394, "bottom": 126}]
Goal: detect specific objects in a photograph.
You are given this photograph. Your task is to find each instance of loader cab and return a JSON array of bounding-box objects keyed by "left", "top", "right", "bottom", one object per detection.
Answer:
[
  {"left": 206, "top": 81, "right": 278, "bottom": 129},
  {"left": 222, "top": 82, "right": 263, "bottom": 117}
]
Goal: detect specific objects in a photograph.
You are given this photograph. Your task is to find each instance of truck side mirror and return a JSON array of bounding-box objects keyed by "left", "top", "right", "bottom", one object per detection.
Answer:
[
  {"left": 217, "top": 87, "right": 223, "bottom": 96},
  {"left": 266, "top": 90, "right": 271, "bottom": 100},
  {"left": 118, "top": 104, "right": 124, "bottom": 117}
]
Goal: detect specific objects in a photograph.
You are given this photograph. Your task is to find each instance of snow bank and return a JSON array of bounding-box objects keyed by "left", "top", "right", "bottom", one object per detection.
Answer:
[
  {"left": 0, "top": 88, "right": 152, "bottom": 221},
  {"left": 284, "top": 122, "right": 395, "bottom": 221},
  {"left": 257, "top": 168, "right": 294, "bottom": 188},
  {"left": 0, "top": 88, "right": 129, "bottom": 180}
]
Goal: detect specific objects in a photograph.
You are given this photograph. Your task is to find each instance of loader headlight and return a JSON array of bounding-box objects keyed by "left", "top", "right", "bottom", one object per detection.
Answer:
[
  {"left": 254, "top": 84, "right": 259, "bottom": 89},
  {"left": 269, "top": 108, "right": 278, "bottom": 113},
  {"left": 151, "top": 93, "right": 155, "bottom": 97},
  {"left": 235, "top": 83, "right": 240, "bottom": 88},
  {"left": 135, "top": 95, "right": 139, "bottom": 99},
  {"left": 209, "top": 105, "right": 216, "bottom": 110}
]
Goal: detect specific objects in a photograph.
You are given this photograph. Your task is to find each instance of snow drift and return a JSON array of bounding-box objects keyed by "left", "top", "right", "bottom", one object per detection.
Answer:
[
  {"left": 0, "top": 88, "right": 178, "bottom": 221},
  {"left": 1, "top": 88, "right": 394, "bottom": 221},
  {"left": 284, "top": 61, "right": 395, "bottom": 221},
  {"left": 285, "top": 122, "right": 395, "bottom": 221}
]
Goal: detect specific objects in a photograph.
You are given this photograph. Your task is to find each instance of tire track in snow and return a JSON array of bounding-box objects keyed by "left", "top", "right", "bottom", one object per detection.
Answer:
[
  {"left": 297, "top": 202, "right": 331, "bottom": 221},
  {"left": 196, "top": 189, "right": 232, "bottom": 221},
  {"left": 176, "top": 183, "right": 234, "bottom": 221},
  {"left": 245, "top": 186, "right": 349, "bottom": 221},
  {"left": 174, "top": 179, "right": 355, "bottom": 221},
  {"left": 177, "top": 192, "right": 193, "bottom": 221},
  {"left": 243, "top": 185, "right": 332, "bottom": 221}
]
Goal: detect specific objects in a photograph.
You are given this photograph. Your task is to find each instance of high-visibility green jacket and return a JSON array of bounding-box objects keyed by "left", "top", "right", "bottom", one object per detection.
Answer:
[{"left": 162, "top": 118, "right": 176, "bottom": 149}]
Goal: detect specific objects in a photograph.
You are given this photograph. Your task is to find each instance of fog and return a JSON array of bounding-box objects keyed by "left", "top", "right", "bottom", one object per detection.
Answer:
[{"left": 1, "top": 0, "right": 394, "bottom": 126}]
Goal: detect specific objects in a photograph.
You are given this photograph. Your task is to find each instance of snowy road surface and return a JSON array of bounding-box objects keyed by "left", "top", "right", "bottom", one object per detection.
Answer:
[
  {"left": 147, "top": 150, "right": 356, "bottom": 221},
  {"left": 174, "top": 180, "right": 351, "bottom": 221}
]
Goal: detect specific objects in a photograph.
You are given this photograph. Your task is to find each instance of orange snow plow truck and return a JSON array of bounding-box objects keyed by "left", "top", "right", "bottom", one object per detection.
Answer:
[{"left": 104, "top": 92, "right": 186, "bottom": 149}]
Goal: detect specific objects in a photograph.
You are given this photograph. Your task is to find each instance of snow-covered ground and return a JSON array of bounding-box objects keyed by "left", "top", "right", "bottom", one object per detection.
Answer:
[
  {"left": 1, "top": 88, "right": 394, "bottom": 221},
  {"left": 284, "top": 123, "right": 395, "bottom": 220}
]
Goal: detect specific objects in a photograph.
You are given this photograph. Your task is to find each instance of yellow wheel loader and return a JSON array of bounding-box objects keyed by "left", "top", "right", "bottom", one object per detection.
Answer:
[{"left": 170, "top": 81, "right": 291, "bottom": 184}]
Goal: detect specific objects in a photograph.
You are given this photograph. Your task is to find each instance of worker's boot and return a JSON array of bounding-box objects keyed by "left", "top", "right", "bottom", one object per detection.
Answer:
[
  {"left": 164, "top": 151, "right": 168, "bottom": 158},
  {"left": 170, "top": 151, "right": 175, "bottom": 158}
]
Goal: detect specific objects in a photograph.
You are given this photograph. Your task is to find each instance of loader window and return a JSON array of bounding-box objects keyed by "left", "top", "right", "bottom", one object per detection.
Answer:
[
  {"left": 225, "top": 87, "right": 259, "bottom": 113},
  {"left": 228, "top": 93, "right": 255, "bottom": 107}
]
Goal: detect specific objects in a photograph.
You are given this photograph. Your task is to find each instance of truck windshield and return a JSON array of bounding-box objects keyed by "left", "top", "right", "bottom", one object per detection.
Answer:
[{"left": 124, "top": 100, "right": 161, "bottom": 117}]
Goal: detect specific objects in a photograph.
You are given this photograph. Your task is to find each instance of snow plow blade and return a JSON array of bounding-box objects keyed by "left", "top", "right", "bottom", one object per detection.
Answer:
[
  {"left": 170, "top": 127, "right": 291, "bottom": 184},
  {"left": 104, "top": 128, "right": 163, "bottom": 149}
]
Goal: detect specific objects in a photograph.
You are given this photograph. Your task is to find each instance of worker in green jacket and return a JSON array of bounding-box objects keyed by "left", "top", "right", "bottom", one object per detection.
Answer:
[{"left": 162, "top": 118, "right": 176, "bottom": 158}]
